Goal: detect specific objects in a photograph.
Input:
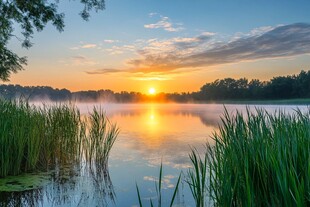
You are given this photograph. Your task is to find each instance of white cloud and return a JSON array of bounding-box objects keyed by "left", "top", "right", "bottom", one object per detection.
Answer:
[
  {"left": 69, "top": 43, "right": 98, "bottom": 50},
  {"left": 104, "top": 39, "right": 119, "bottom": 43},
  {"left": 81, "top": 44, "right": 97, "bottom": 49},
  {"left": 148, "top": 12, "right": 158, "bottom": 17},
  {"left": 144, "top": 16, "right": 183, "bottom": 32},
  {"left": 105, "top": 44, "right": 136, "bottom": 55}
]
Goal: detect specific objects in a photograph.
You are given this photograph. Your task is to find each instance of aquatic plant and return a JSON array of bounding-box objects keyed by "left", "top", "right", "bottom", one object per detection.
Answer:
[
  {"left": 84, "top": 107, "right": 119, "bottom": 167},
  {"left": 207, "top": 108, "right": 310, "bottom": 207},
  {"left": 0, "top": 99, "right": 119, "bottom": 178},
  {"left": 187, "top": 148, "right": 208, "bottom": 207}
]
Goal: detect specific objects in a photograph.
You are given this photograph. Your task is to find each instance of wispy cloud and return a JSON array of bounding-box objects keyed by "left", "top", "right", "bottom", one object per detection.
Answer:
[
  {"left": 86, "top": 68, "right": 122, "bottom": 74},
  {"left": 70, "top": 43, "right": 98, "bottom": 50},
  {"left": 148, "top": 12, "right": 158, "bottom": 17},
  {"left": 71, "top": 55, "right": 97, "bottom": 66},
  {"left": 104, "top": 39, "right": 119, "bottom": 43},
  {"left": 105, "top": 44, "right": 135, "bottom": 55},
  {"left": 86, "top": 23, "right": 310, "bottom": 80},
  {"left": 81, "top": 44, "right": 97, "bottom": 49},
  {"left": 144, "top": 14, "right": 183, "bottom": 32}
]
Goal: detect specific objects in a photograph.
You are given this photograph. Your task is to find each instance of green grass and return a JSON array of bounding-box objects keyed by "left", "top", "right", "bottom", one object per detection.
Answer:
[
  {"left": 187, "top": 148, "right": 208, "bottom": 207},
  {"left": 206, "top": 108, "right": 310, "bottom": 207},
  {"left": 0, "top": 99, "right": 118, "bottom": 178}
]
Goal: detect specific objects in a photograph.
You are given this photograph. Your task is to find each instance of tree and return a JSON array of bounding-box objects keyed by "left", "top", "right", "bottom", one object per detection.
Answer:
[{"left": 0, "top": 0, "right": 105, "bottom": 81}]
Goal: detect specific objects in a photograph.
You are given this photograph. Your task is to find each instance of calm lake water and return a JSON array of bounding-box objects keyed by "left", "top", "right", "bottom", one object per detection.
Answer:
[{"left": 1, "top": 104, "right": 309, "bottom": 206}]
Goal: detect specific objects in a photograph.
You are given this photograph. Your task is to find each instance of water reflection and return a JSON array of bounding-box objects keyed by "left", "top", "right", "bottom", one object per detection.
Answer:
[
  {"left": 0, "top": 189, "right": 43, "bottom": 207},
  {"left": 94, "top": 104, "right": 220, "bottom": 171},
  {"left": 0, "top": 162, "right": 115, "bottom": 207}
]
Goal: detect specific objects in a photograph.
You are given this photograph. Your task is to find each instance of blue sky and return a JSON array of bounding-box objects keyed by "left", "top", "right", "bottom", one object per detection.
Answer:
[{"left": 8, "top": 0, "right": 310, "bottom": 93}]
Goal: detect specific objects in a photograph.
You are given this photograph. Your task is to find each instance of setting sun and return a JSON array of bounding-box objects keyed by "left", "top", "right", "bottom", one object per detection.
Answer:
[{"left": 149, "top": 87, "right": 156, "bottom": 95}]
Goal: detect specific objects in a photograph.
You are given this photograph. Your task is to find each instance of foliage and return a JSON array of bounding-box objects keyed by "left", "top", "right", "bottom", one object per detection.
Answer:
[
  {"left": 0, "top": 0, "right": 105, "bottom": 81},
  {"left": 187, "top": 148, "right": 208, "bottom": 207},
  {"left": 0, "top": 99, "right": 118, "bottom": 178},
  {"left": 0, "top": 172, "right": 49, "bottom": 192},
  {"left": 84, "top": 107, "right": 119, "bottom": 166},
  {"left": 207, "top": 108, "right": 310, "bottom": 207},
  {"left": 198, "top": 70, "right": 310, "bottom": 100}
]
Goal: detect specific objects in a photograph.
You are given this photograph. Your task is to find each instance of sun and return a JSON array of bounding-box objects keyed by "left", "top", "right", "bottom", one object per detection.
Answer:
[{"left": 148, "top": 87, "right": 156, "bottom": 95}]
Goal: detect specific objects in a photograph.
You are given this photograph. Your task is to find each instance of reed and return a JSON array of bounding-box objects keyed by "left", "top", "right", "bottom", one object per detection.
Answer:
[
  {"left": 187, "top": 148, "right": 208, "bottom": 207},
  {"left": 0, "top": 99, "right": 119, "bottom": 178},
  {"left": 83, "top": 107, "right": 119, "bottom": 167},
  {"left": 207, "top": 108, "right": 310, "bottom": 207}
]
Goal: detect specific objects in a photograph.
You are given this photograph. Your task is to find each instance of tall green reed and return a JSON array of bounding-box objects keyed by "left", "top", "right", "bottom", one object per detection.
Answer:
[
  {"left": 187, "top": 148, "right": 208, "bottom": 207},
  {"left": 0, "top": 99, "right": 118, "bottom": 178},
  {"left": 83, "top": 107, "right": 119, "bottom": 167},
  {"left": 207, "top": 108, "right": 310, "bottom": 207}
]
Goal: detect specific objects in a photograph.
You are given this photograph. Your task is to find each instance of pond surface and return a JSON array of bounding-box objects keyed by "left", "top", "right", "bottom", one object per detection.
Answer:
[{"left": 0, "top": 104, "right": 308, "bottom": 206}]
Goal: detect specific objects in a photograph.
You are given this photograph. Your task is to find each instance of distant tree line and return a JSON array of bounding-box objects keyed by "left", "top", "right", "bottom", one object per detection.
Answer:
[
  {"left": 1, "top": 70, "right": 310, "bottom": 102},
  {"left": 195, "top": 70, "right": 310, "bottom": 101}
]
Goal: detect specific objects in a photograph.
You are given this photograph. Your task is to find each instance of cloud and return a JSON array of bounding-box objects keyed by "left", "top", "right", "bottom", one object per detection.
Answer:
[
  {"left": 71, "top": 55, "right": 97, "bottom": 66},
  {"left": 85, "top": 68, "right": 123, "bottom": 74},
  {"left": 85, "top": 66, "right": 199, "bottom": 81},
  {"left": 69, "top": 43, "right": 98, "bottom": 50},
  {"left": 69, "top": 46, "right": 79, "bottom": 50},
  {"left": 104, "top": 39, "right": 119, "bottom": 43},
  {"left": 86, "top": 23, "right": 310, "bottom": 80},
  {"left": 105, "top": 44, "right": 136, "bottom": 55},
  {"left": 148, "top": 12, "right": 158, "bottom": 17},
  {"left": 81, "top": 44, "right": 97, "bottom": 49},
  {"left": 182, "top": 23, "right": 310, "bottom": 67},
  {"left": 133, "top": 23, "right": 310, "bottom": 72},
  {"left": 144, "top": 15, "right": 183, "bottom": 32}
]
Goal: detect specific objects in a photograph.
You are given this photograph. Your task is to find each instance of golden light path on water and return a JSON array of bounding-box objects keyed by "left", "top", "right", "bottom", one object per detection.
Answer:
[{"left": 102, "top": 104, "right": 217, "bottom": 169}]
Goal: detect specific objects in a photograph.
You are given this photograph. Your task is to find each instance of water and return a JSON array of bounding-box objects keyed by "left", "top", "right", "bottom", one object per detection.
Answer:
[{"left": 1, "top": 104, "right": 308, "bottom": 206}]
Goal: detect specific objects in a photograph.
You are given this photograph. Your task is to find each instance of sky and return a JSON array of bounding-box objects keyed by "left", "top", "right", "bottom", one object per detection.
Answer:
[{"left": 7, "top": 0, "right": 310, "bottom": 93}]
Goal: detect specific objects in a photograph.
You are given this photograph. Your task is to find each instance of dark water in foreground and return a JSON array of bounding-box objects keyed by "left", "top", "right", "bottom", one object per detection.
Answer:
[{"left": 0, "top": 104, "right": 308, "bottom": 207}]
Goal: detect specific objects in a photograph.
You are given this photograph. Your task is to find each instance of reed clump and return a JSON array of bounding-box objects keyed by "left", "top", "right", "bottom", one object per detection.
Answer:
[
  {"left": 187, "top": 148, "right": 208, "bottom": 207},
  {"left": 83, "top": 107, "right": 119, "bottom": 167},
  {"left": 0, "top": 99, "right": 118, "bottom": 178},
  {"left": 207, "top": 108, "right": 310, "bottom": 207}
]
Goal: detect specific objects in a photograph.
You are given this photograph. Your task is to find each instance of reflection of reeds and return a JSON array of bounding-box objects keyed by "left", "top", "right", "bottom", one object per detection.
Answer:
[
  {"left": 189, "top": 108, "right": 310, "bottom": 207},
  {"left": 0, "top": 189, "right": 43, "bottom": 207},
  {"left": 88, "top": 161, "right": 116, "bottom": 204},
  {"left": 136, "top": 163, "right": 181, "bottom": 207}
]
